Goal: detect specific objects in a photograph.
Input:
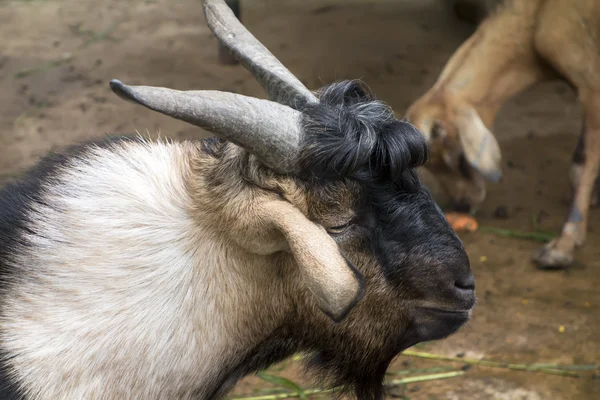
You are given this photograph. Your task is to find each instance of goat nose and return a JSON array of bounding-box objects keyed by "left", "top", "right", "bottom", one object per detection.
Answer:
[
  {"left": 453, "top": 271, "right": 476, "bottom": 309},
  {"left": 455, "top": 272, "right": 475, "bottom": 291}
]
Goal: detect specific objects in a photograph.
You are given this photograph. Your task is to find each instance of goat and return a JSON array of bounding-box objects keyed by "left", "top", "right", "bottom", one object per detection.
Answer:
[
  {"left": 405, "top": 0, "right": 600, "bottom": 269},
  {"left": 0, "top": 1, "right": 476, "bottom": 399}
]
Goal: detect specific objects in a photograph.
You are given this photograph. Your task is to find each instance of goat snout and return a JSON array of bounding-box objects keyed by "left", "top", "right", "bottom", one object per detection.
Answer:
[
  {"left": 409, "top": 255, "right": 475, "bottom": 344},
  {"left": 452, "top": 270, "right": 476, "bottom": 311},
  {"left": 426, "top": 246, "right": 476, "bottom": 312}
]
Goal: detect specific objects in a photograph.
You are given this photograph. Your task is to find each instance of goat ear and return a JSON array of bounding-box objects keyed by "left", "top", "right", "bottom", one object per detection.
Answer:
[
  {"left": 455, "top": 107, "right": 503, "bottom": 182},
  {"left": 257, "top": 201, "right": 365, "bottom": 322}
]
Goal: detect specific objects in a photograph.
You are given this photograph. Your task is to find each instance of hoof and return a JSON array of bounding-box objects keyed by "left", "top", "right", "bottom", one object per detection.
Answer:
[{"left": 532, "top": 242, "right": 573, "bottom": 270}]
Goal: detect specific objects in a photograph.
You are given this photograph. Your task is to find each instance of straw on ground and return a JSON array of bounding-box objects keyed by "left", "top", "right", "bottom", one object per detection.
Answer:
[{"left": 228, "top": 371, "right": 465, "bottom": 400}]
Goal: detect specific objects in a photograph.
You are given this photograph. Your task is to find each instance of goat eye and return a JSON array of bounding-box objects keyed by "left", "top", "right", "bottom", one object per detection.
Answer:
[{"left": 326, "top": 223, "right": 351, "bottom": 235}]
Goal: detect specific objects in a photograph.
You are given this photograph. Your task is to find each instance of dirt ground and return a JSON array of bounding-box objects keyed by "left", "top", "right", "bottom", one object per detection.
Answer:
[{"left": 0, "top": 0, "right": 598, "bottom": 399}]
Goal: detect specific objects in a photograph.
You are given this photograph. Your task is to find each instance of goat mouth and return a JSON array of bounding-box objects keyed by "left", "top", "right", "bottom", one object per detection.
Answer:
[
  {"left": 401, "top": 307, "right": 473, "bottom": 347},
  {"left": 421, "top": 307, "right": 472, "bottom": 318}
]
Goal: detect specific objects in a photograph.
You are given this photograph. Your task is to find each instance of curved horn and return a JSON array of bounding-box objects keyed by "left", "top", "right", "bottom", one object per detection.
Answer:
[
  {"left": 202, "top": 0, "right": 318, "bottom": 110},
  {"left": 110, "top": 79, "right": 302, "bottom": 174}
]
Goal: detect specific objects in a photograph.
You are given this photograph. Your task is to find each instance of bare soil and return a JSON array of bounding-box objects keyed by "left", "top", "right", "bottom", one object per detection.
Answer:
[{"left": 0, "top": 0, "right": 597, "bottom": 399}]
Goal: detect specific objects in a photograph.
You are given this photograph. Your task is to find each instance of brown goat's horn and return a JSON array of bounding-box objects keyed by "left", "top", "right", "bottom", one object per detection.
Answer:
[
  {"left": 109, "top": 79, "right": 302, "bottom": 174},
  {"left": 202, "top": 0, "right": 319, "bottom": 110}
]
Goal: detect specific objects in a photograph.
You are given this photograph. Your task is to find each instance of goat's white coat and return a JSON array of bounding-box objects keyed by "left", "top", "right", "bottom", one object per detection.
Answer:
[{"left": 0, "top": 140, "right": 285, "bottom": 399}]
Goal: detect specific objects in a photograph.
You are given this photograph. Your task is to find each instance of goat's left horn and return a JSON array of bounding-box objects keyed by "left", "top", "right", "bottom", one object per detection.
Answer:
[
  {"left": 110, "top": 79, "right": 302, "bottom": 174},
  {"left": 202, "top": 0, "right": 319, "bottom": 111}
]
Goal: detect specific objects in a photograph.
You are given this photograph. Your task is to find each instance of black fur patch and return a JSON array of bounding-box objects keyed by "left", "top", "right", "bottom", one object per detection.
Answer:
[
  {"left": 299, "top": 80, "right": 428, "bottom": 183},
  {"left": 299, "top": 80, "right": 460, "bottom": 284},
  {"left": 305, "top": 351, "right": 394, "bottom": 400},
  {"left": 292, "top": 81, "right": 468, "bottom": 398}
]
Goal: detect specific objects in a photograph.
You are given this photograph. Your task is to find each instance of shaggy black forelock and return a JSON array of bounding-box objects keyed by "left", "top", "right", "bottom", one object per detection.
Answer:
[{"left": 299, "top": 80, "right": 428, "bottom": 184}]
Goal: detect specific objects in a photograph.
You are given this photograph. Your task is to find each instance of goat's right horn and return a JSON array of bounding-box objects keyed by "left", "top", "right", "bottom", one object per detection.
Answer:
[
  {"left": 109, "top": 79, "right": 302, "bottom": 174},
  {"left": 202, "top": 0, "right": 319, "bottom": 111}
]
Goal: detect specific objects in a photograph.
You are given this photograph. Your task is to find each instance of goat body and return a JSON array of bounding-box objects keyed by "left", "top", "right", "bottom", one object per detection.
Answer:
[{"left": 406, "top": 0, "right": 600, "bottom": 268}]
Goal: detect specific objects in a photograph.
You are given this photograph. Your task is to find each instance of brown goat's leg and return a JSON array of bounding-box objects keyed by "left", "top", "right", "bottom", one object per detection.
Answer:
[
  {"left": 567, "top": 123, "right": 600, "bottom": 207},
  {"left": 534, "top": 95, "right": 600, "bottom": 269},
  {"left": 532, "top": 0, "right": 600, "bottom": 268}
]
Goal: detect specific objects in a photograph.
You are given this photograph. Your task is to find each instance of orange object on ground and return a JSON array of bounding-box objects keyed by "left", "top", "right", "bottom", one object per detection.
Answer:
[{"left": 445, "top": 212, "right": 478, "bottom": 232}]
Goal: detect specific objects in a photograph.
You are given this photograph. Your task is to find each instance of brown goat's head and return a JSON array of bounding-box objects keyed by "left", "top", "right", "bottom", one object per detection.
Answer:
[
  {"left": 406, "top": 92, "right": 502, "bottom": 213},
  {"left": 109, "top": 1, "right": 476, "bottom": 397}
]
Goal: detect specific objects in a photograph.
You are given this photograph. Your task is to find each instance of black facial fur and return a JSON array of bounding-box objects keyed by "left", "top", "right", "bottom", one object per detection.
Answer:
[
  {"left": 299, "top": 80, "right": 464, "bottom": 291},
  {"left": 299, "top": 80, "right": 428, "bottom": 182},
  {"left": 294, "top": 81, "right": 472, "bottom": 399}
]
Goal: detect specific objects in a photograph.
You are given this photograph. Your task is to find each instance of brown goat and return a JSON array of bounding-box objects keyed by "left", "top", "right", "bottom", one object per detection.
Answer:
[{"left": 406, "top": 0, "right": 600, "bottom": 269}]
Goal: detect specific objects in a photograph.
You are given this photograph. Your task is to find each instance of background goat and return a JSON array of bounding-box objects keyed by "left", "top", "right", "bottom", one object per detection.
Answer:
[
  {"left": 0, "top": 0, "right": 475, "bottom": 399},
  {"left": 405, "top": 0, "right": 600, "bottom": 269}
]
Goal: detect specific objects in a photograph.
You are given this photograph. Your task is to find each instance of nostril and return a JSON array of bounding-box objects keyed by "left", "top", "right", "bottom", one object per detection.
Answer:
[
  {"left": 454, "top": 273, "right": 475, "bottom": 291},
  {"left": 453, "top": 272, "right": 476, "bottom": 310}
]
